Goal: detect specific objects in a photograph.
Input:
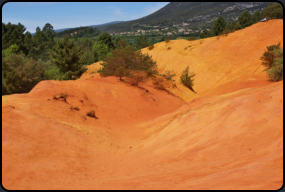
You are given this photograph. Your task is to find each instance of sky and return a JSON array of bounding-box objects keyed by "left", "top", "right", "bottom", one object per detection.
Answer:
[{"left": 2, "top": 2, "right": 170, "bottom": 33}]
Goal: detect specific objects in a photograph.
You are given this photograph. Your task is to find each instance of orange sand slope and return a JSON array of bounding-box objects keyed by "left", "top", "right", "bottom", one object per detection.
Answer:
[
  {"left": 141, "top": 19, "right": 283, "bottom": 102},
  {"left": 2, "top": 19, "right": 283, "bottom": 190}
]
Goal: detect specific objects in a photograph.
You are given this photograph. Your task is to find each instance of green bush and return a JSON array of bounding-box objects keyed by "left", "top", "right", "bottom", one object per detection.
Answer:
[
  {"left": 263, "top": 2, "right": 283, "bottom": 19},
  {"left": 165, "top": 37, "right": 171, "bottom": 43},
  {"left": 180, "top": 66, "right": 196, "bottom": 93},
  {"left": 265, "top": 47, "right": 283, "bottom": 81},
  {"left": 114, "top": 66, "right": 128, "bottom": 81},
  {"left": 260, "top": 42, "right": 281, "bottom": 69},
  {"left": 98, "top": 45, "right": 157, "bottom": 78},
  {"left": 2, "top": 53, "right": 46, "bottom": 95},
  {"left": 126, "top": 70, "right": 147, "bottom": 86},
  {"left": 187, "top": 36, "right": 196, "bottom": 41},
  {"left": 152, "top": 76, "right": 167, "bottom": 90},
  {"left": 148, "top": 44, "right": 154, "bottom": 50},
  {"left": 162, "top": 70, "right": 176, "bottom": 81}
]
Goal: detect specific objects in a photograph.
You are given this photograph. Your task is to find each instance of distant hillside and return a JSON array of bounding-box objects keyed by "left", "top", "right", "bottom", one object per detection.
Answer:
[
  {"left": 103, "top": 2, "right": 270, "bottom": 33},
  {"left": 55, "top": 26, "right": 100, "bottom": 38},
  {"left": 89, "top": 21, "right": 125, "bottom": 31},
  {"left": 31, "top": 21, "right": 125, "bottom": 35}
]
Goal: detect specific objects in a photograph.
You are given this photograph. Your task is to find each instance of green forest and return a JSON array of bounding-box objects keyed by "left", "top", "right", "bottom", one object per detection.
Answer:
[{"left": 1, "top": 21, "right": 166, "bottom": 96}]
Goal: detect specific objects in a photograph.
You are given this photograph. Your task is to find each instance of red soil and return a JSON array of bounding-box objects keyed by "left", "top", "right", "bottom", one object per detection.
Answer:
[{"left": 2, "top": 19, "right": 283, "bottom": 190}]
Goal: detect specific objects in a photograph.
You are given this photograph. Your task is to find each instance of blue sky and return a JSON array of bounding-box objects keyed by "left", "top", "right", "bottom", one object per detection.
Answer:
[{"left": 2, "top": 2, "right": 169, "bottom": 33}]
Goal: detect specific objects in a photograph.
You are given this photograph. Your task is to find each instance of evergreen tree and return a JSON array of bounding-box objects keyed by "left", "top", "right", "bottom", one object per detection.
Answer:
[
  {"left": 23, "top": 31, "right": 36, "bottom": 57},
  {"left": 134, "top": 35, "right": 150, "bottom": 50},
  {"left": 92, "top": 40, "right": 111, "bottom": 61},
  {"left": 2, "top": 54, "right": 46, "bottom": 95},
  {"left": 233, "top": 22, "right": 242, "bottom": 31},
  {"left": 200, "top": 29, "right": 213, "bottom": 38},
  {"left": 212, "top": 16, "right": 227, "bottom": 36},
  {"left": 2, "top": 22, "right": 26, "bottom": 52},
  {"left": 238, "top": 10, "right": 253, "bottom": 28},
  {"left": 263, "top": 2, "right": 283, "bottom": 19},
  {"left": 230, "top": 20, "right": 237, "bottom": 30},
  {"left": 97, "top": 32, "right": 115, "bottom": 50},
  {"left": 51, "top": 35, "right": 86, "bottom": 80},
  {"left": 251, "top": 10, "right": 263, "bottom": 24},
  {"left": 42, "top": 23, "right": 56, "bottom": 49}
]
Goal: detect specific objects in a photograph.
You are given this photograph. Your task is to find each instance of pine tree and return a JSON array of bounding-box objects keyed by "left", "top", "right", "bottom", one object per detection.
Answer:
[
  {"left": 42, "top": 23, "right": 56, "bottom": 49},
  {"left": 2, "top": 22, "right": 26, "bottom": 52},
  {"left": 238, "top": 10, "right": 253, "bottom": 28},
  {"left": 97, "top": 32, "right": 115, "bottom": 50},
  {"left": 263, "top": 2, "right": 283, "bottom": 19},
  {"left": 134, "top": 35, "right": 150, "bottom": 50},
  {"left": 251, "top": 10, "right": 263, "bottom": 24},
  {"left": 51, "top": 35, "right": 86, "bottom": 80},
  {"left": 212, "top": 16, "right": 227, "bottom": 36},
  {"left": 230, "top": 21, "right": 237, "bottom": 30}
]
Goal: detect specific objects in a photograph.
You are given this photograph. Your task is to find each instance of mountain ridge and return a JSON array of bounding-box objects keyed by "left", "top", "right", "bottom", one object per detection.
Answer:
[{"left": 102, "top": 2, "right": 270, "bottom": 33}]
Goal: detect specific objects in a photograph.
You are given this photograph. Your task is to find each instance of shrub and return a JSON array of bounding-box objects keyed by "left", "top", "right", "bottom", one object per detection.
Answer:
[
  {"left": 2, "top": 53, "right": 47, "bottom": 95},
  {"left": 134, "top": 35, "right": 150, "bottom": 50},
  {"left": 114, "top": 66, "right": 128, "bottom": 81},
  {"left": 233, "top": 22, "right": 242, "bottom": 31},
  {"left": 162, "top": 70, "right": 176, "bottom": 81},
  {"left": 263, "top": 2, "right": 283, "bottom": 20},
  {"left": 180, "top": 66, "right": 196, "bottom": 93},
  {"left": 260, "top": 42, "right": 281, "bottom": 69},
  {"left": 152, "top": 76, "right": 167, "bottom": 90},
  {"left": 265, "top": 47, "right": 283, "bottom": 81},
  {"left": 126, "top": 70, "right": 147, "bottom": 86},
  {"left": 148, "top": 44, "right": 154, "bottom": 50},
  {"left": 221, "top": 28, "right": 231, "bottom": 36},
  {"left": 165, "top": 37, "right": 171, "bottom": 43},
  {"left": 187, "top": 36, "right": 196, "bottom": 41},
  {"left": 44, "top": 61, "right": 65, "bottom": 80},
  {"left": 167, "top": 47, "right": 171, "bottom": 50},
  {"left": 98, "top": 45, "right": 157, "bottom": 78}
]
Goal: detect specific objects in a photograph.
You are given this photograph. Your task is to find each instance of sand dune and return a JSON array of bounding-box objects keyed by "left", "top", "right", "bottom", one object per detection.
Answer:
[{"left": 2, "top": 19, "right": 283, "bottom": 190}]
